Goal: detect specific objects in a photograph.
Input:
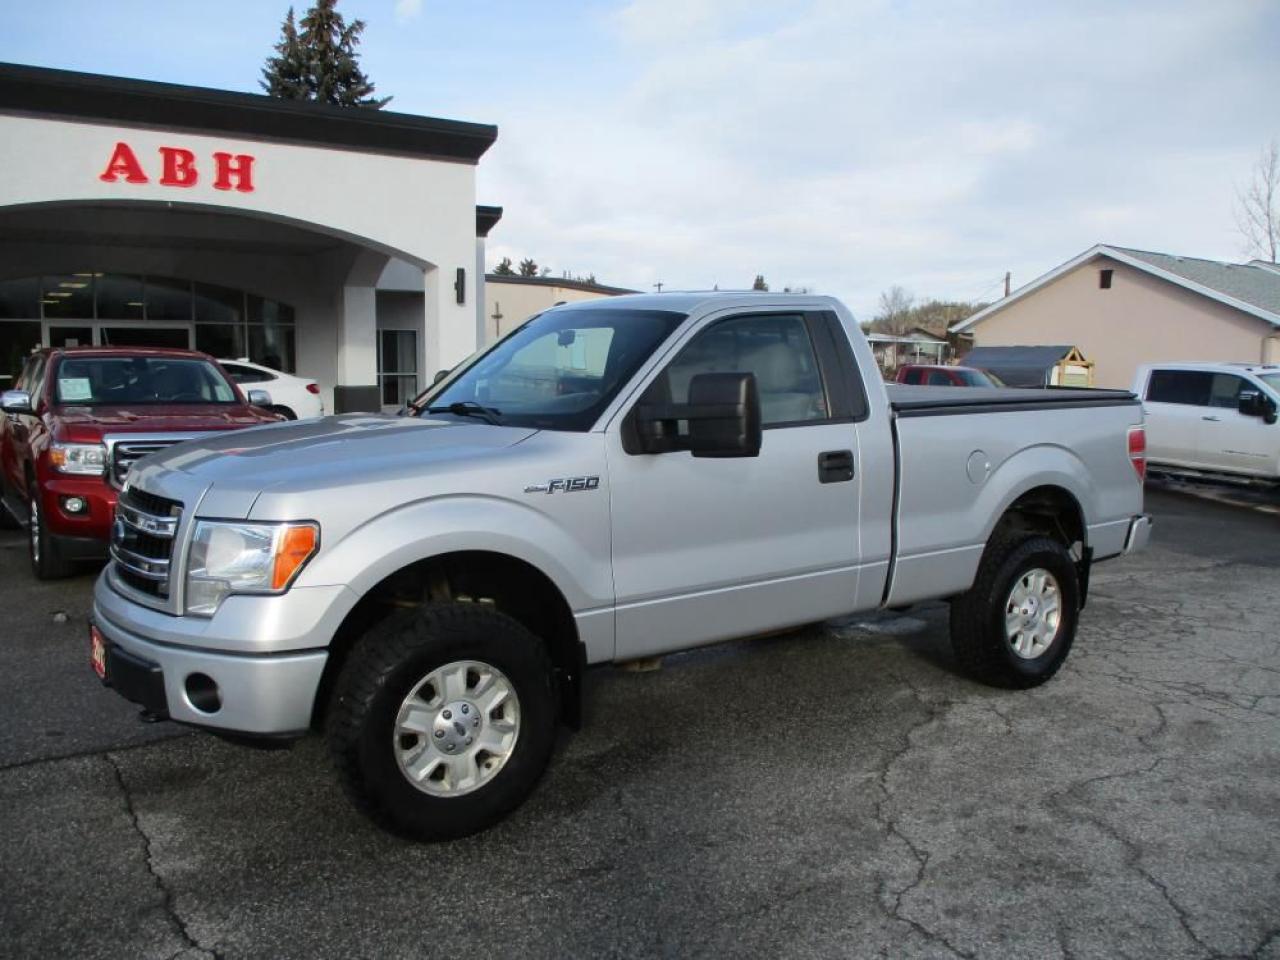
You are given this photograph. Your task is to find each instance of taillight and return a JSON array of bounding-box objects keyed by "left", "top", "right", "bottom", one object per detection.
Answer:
[
  {"left": 306, "top": 382, "right": 320, "bottom": 394},
  {"left": 1128, "top": 426, "right": 1147, "bottom": 484}
]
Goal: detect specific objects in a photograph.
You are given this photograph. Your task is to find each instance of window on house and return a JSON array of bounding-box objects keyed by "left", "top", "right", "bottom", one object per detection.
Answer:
[{"left": 1099, "top": 269, "right": 1113, "bottom": 289}]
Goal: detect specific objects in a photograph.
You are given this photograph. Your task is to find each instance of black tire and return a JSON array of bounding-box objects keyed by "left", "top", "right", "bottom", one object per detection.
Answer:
[
  {"left": 269, "top": 405, "right": 297, "bottom": 420},
  {"left": 327, "top": 603, "right": 558, "bottom": 841},
  {"left": 949, "top": 534, "right": 1079, "bottom": 689},
  {"left": 28, "top": 483, "right": 75, "bottom": 580}
]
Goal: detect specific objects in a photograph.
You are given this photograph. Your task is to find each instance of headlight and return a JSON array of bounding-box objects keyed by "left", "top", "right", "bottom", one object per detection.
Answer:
[
  {"left": 185, "top": 520, "right": 319, "bottom": 616},
  {"left": 50, "top": 442, "right": 107, "bottom": 476}
]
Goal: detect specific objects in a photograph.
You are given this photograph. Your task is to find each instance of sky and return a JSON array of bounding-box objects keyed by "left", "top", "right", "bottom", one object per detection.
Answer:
[{"left": 4, "top": 0, "right": 1279, "bottom": 319}]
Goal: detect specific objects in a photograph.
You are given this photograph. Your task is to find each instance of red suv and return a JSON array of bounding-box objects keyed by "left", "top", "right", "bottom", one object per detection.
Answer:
[{"left": 0, "top": 347, "right": 281, "bottom": 579}]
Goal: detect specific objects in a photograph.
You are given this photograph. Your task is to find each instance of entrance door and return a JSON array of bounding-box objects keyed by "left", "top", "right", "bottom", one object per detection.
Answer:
[
  {"left": 99, "top": 326, "right": 191, "bottom": 349},
  {"left": 606, "top": 309, "right": 866, "bottom": 660}
]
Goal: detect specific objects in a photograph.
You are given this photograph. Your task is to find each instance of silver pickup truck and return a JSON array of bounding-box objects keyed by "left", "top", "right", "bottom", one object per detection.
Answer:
[{"left": 90, "top": 292, "right": 1152, "bottom": 839}]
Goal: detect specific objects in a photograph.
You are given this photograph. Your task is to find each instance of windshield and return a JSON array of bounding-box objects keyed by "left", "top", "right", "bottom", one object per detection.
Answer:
[
  {"left": 420, "top": 307, "right": 687, "bottom": 430},
  {"left": 54, "top": 356, "right": 239, "bottom": 406},
  {"left": 1258, "top": 373, "right": 1280, "bottom": 395},
  {"left": 957, "top": 369, "right": 1001, "bottom": 387}
]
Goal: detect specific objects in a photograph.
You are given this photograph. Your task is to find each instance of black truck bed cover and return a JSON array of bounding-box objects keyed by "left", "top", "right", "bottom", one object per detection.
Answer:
[{"left": 887, "top": 384, "right": 1137, "bottom": 418}]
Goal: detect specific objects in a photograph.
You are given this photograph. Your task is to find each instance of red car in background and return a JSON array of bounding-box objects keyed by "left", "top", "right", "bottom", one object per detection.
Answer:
[
  {"left": 0, "top": 347, "right": 281, "bottom": 579},
  {"left": 896, "top": 364, "right": 1005, "bottom": 387}
]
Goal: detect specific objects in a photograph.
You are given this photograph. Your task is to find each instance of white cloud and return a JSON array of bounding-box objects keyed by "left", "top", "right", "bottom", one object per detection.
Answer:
[
  {"left": 394, "top": 0, "right": 422, "bottom": 22},
  {"left": 477, "top": 0, "right": 1279, "bottom": 318}
]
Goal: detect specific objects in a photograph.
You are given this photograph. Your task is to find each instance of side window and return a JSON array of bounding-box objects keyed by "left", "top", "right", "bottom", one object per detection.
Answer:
[
  {"left": 224, "top": 364, "right": 272, "bottom": 384},
  {"left": 652, "top": 313, "right": 828, "bottom": 426},
  {"left": 1146, "top": 370, "right": 1212, "bottom": 406},
  {"left": 926, "top": 370, "right": 952, "bottom": 386},
  {"left": 902, "top": 368, "right": 922, "bottom": 384},
  {"left": 13, "top": 357, "right": 33, "bottom": 391},
  {"left": 1207, "top": 373, "right": 1247, "bottom": 409}
]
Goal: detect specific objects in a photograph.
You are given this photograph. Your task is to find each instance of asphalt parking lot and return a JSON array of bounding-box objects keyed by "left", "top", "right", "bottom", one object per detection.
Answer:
[{"left": 1, "top": 486, "right": 1277, "bottom": 960}]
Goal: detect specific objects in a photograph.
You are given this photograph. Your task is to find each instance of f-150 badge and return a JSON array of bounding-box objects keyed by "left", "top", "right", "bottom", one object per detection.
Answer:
[{"left": 524, "top": 476, "right": 600, "bottom": 494}]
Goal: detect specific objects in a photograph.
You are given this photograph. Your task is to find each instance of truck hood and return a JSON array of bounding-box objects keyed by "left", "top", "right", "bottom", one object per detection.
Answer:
[
  {"left": 128, "top": 414, "right": 538, "bottom": 505},
  {"left": 56, "top": 404, "right": 276, "bottom": 443}
]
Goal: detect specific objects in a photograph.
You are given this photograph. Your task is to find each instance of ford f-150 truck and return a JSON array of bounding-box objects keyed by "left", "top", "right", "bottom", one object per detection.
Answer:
[
  {"left": 89, "top": 293, "right": 1151, "bottom": 840},
  {"left": 0, "top": 346, "right": 280, "bottom": 579}
]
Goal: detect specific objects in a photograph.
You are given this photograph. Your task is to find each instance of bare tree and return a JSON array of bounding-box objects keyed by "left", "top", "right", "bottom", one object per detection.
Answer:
[
  {"left": 873, "top": 285, "right": 915, "bottom": 335},
  {"left": 1236, "top": 140, "right": 1279, "bottom": 263}
]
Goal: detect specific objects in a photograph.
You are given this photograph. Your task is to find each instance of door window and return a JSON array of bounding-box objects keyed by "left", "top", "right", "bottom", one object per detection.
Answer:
[
  {"left": 926, "top": 370, "right": 953, "bottom": 385},
  {"left": 650, "top": 313, "right": 828, "bottom": 427},
  {"left": 901, "top": 368, "right": 922, "bottom": 384},
  {"left": 1145, "top": 370, "right": 1212, "bottom": 406},
  {"left": 1207, "top": 373, "right": 1248, "bottom": 409}
]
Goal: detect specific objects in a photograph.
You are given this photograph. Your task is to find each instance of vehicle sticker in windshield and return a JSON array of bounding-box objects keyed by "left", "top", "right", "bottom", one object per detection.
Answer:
[{"left": 59, "top": 378, "right": 93, "bottom": 402}]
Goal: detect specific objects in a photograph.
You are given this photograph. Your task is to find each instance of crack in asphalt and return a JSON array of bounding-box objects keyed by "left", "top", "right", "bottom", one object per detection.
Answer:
[
  {"left": 0, "top": 730, "right": 193, "bottom": 776},
  {"left": 1041, "top": 756, "right": 1237, "bottom": 959},
  {"left": 103, "top": 752, "right": 221, "bottom": 960},
  {"left": 870, "top": 673, "right": 976, "bottom": 960}
]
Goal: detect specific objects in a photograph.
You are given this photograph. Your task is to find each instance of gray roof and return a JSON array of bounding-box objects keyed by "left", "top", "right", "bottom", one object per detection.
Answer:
[
  {"left": 1112, "top": 247, "right": 1280, "bottom": 317},
  {"left": 963, "top": 345, "right": 1076, "bottom": 369}
]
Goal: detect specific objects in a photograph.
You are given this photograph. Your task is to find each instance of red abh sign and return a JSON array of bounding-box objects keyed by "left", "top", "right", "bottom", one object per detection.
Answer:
[{"left": 98, "top": 141, "right": 256, "bottom": 193}]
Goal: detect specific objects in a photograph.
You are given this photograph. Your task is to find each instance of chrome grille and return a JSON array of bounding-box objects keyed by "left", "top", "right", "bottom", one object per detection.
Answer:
[
  {"left": 111, "top": 440, "right": 184, "bottom": 489},
  {"left": 111, "top": 488, "right": 183, "bottom": 599}
]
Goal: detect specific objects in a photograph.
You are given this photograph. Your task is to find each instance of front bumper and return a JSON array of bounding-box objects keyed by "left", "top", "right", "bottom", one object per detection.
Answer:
[
  {"left": 1123, "top": 513, "right": 1153, "bottom": 555},
  {"left": 92, "top": 578, "right": 332, "bottom": 736}
]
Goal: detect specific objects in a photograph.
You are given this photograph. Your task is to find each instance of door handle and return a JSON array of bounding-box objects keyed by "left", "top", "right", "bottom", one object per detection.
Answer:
[
  {"left": 1201, "top": 416, "right": 1220, "bottom": 422},
  {"left": 818, "top": 449, "right": 854, "bottom": 483}
]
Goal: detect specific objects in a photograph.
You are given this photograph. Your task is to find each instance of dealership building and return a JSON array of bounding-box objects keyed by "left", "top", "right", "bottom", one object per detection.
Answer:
[{"left": 0, "top": 62, "right": 504, "bottom": 411}]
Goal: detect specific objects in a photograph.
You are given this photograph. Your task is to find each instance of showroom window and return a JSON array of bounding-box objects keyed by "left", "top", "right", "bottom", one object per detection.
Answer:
[{"left": 0, "top": 274, "right": 297, "bottom": 373}]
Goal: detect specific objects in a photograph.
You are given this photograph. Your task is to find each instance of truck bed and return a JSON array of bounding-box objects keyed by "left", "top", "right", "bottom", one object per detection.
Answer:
[
  {"left": 882, "top": 385, "right": 1144, "bottom": 609},
  {"left": 887, "top": 384, "right": 1137, "bottom": 416}
]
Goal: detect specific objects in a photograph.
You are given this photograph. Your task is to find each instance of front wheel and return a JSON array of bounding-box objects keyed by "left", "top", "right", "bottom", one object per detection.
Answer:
[
  {"left": 326, "top": 603, "right": 558, "bottom": 840},
  {"left": 28, "top": 491, "right": 75, "bottom": 580},
  {"left": 949, "top": 534, "right": 1079, "bottom": 688}
]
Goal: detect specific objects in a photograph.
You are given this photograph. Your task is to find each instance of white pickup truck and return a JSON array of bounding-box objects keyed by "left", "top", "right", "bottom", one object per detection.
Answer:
[
  {"left": 1133, "top": 361, "right": 1280, "bottom": 483},
  {"left": 90, "top": 292, "right": 1151, "bottom": 839}
]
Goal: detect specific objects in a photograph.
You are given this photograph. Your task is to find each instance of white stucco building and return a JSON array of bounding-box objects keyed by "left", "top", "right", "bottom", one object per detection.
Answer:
[{"left": 0, "top": 62, "right": 504, "bottom": 411}]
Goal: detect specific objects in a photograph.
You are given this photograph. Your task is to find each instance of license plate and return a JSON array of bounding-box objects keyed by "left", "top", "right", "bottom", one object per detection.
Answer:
[{"left": 90, "top": 625, "right": 108, "bottom": 680}]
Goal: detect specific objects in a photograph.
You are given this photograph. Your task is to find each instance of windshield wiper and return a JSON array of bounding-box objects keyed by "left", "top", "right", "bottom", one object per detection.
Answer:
[{"left": 425, "top": 401, "right": 503, "bottom": 425}]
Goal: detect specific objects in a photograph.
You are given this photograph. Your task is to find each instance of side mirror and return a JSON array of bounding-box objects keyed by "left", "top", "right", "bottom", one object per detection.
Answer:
[
  {"left": 247, "top": 389, "right": 272, "bottom": 408},
  {"left": 1237, "top": 390, "right": 1277, "bottom": 423},
  {"left": 1, "top": 389, "right": 32, "bottom": 414},
  {"left": 432, "top": 369, "right": 450, "bottom": 386},
  {"left": 630, "top": 372, "right": 762, "bottom": 458}
]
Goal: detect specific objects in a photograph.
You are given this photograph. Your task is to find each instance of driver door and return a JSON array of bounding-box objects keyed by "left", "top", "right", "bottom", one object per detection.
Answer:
[{"left": 605, "top": 309, "right": 867, "bottom": 660}]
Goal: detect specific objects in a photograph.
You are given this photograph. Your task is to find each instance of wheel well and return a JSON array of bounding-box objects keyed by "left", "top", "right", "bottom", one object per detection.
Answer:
[
  {"left": 993, "top": 485, "right": 1086, "bottom": 554},
  {"left": 311, "top": 551, "right": 584, "bottom": 731}
]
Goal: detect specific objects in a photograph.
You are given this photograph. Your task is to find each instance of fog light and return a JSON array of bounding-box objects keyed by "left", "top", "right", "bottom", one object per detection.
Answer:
[
  {"left": 62, "top": 496, "right": 88, "bottom": 515},
  {"left": 184, "top": 673, "right": 221, "bottom": 714}
]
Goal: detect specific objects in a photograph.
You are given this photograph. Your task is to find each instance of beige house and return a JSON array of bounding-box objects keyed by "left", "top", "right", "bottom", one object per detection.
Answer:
[
  {"left": 482, "top": 275, "right": 637, "bottom": 343},
  {"left": 952, "top": 245, "right": 1280, "bottom": 389}
]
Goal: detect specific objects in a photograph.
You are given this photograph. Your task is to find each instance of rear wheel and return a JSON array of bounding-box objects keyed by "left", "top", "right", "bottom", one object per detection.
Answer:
[
  {"left": 28, "top": 489, "right": 75, "bottom": 580},
  {"left": 327, "top": 603, "right": 558, "bottom": 840},
  {"left": 949, "top": 534, "right": 1079, "bottom": 688}
]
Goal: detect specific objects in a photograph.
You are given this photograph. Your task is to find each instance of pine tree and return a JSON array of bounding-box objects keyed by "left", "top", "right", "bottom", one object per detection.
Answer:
[
  {"left": 493, "top": 257, "right": 515, "bottom": 276},
  {"left": 261, "top": 1, "right": 391, "bottom": 109},
  {"left": 752, "top": 274, "right": 769, "bottom": 291},
  {"left": 518, "top": 259, "right": 539, "bottom": 277}
]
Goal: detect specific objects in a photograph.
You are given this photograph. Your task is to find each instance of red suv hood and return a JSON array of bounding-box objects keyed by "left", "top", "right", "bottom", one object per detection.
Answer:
[{"left": 55, "top": 404, "right": 280, "bottom": 443}]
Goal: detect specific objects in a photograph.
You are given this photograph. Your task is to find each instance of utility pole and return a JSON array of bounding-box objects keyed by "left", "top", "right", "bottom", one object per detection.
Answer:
[
  {"left": 653, "top": 281, "right": 664, "bottom": 293},
  {"left": 490, "top": 302, "right": 503, "bottom": 342},
  {"left": 1003, "top": 271, "right": 1011, "bottom": 297}
]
